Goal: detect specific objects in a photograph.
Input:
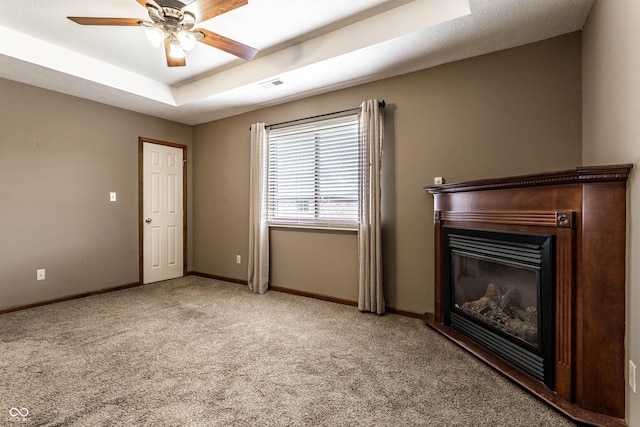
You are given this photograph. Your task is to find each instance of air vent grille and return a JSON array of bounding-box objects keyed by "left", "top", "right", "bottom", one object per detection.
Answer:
[{"left": 259, "top": 78, "right": 285, "bottom": 89}]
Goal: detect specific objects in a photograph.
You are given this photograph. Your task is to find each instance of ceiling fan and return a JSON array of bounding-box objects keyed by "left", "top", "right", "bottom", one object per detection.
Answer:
[{"left": 67, "top": 0, "right": 257, "bottom": 67}]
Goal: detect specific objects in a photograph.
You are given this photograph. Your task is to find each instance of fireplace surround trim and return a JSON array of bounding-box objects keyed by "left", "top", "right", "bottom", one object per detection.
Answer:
[{"left": 423, "top": 164, "right": 632, "bottom": 427}]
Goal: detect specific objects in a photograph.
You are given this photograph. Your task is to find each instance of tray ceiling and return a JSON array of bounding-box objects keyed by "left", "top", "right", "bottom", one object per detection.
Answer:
[{"left": 0, "top": 0, "right": 594, "bottom": 125}]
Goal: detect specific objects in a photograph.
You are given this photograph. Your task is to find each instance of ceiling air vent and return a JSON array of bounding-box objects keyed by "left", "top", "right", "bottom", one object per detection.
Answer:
[{"left": 259, "top": 78, "right": 285, "bottom": 89}]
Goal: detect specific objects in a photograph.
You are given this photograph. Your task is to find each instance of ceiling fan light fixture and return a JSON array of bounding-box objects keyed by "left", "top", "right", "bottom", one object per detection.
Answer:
[
  {"left": 168, "top": 40, "right": 186, "bottom": 59},
  {"left": 145, "top": 27, "right": 165, "bottom": 48},
  {"left": 177, "top": 30, "right": 197, "bottom": 51}
]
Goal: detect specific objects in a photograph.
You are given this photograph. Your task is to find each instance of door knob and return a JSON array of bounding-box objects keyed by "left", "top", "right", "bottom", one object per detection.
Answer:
[{"left": 145, "top": 218, "right": 152, "bottom": 223}]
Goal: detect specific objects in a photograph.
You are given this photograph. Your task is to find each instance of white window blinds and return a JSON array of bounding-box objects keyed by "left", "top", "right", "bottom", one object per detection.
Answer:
[{"left": 267, "top": 114, "right": 360, "bottom": 229}]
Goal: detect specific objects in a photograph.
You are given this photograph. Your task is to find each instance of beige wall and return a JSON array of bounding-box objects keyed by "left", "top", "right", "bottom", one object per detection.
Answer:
[
  {"left": 271, "top": 228, "right": 359, "bottom": 301},
  {"left": 193, "top": 32, "right": 582, "bottom": 314},
  {"left": 583, "top": 1, "right": 640, "bottom": 424},
  {"left": 0, "top": 79, "right": 193, "bottom": 310}
]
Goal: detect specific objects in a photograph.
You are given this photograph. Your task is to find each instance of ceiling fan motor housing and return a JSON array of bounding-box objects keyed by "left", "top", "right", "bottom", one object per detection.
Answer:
[
  {"left": 154, "top": 0, "right": 190, "bottom": 10},
  {"left": 162, "top": 7, "right": 183, "bottom": 21}
]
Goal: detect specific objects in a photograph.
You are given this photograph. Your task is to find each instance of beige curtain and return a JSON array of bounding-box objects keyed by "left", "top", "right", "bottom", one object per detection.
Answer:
[
  {"left": 248, "top": 123, "right": 269, "bottom": 294},
  {"left": 358, "top": 99, "right": 385, "bottom": 314}
]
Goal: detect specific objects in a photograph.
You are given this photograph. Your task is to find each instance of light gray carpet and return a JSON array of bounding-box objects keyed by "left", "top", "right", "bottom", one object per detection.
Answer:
[{"left": 0, "top": 276, "right": 576, "bottom": 426}]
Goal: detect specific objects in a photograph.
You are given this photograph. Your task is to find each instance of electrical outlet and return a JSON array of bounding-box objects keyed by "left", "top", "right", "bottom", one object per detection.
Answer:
[
  {"left": 36, "top": 269, "right": 46, "bottom": 281},
  {"left": 110, "top": 192, "right": 117, "bottom": 202},
  {"left": 236, "top": 255, "right": 241, "bottom": 264},
  {"left": 630, "top": 360, "right": 637, "bottom": 393}
]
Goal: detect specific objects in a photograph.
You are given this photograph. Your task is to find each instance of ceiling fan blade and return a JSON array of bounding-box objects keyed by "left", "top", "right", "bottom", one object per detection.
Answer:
[
  {"left": 197, "top": 28, "right": 257, "bottom": 60},
  {"left": 67, "top": 17, "right": 142, "bottom": 26},
  {"left": 135, "top": 0, "right": 162, "bottom": 10},
  {"left": 183, "top": 0, "right": 248, "bottom": 24},
  {"left": 164, "top": 39, "right": 187, "bottom": 67}
]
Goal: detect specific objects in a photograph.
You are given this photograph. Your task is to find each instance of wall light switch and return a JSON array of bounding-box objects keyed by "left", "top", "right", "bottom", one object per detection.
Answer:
[
  {"left": 236, "top": 255, "right": 241, "bottom": 264},
  {"left": 434, "top": 177, "right": 444, "bottom": 185},
  {"left": 630, "top": 360, "right": 637, "bottom": 393},
  {"left": 37, "top": 269, "right": 46, "bottom": 281},
  {"left": 110, "top": 192, "right": 117, "bottom": 202}
]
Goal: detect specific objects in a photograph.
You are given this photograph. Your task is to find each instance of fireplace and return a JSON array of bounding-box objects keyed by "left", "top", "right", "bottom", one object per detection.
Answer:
[
  {"left": 443, "top": 227, "right": 554, "bottom": 387},
  {"left": 423, "top": 164, "right": 632, "bottom": 427}
]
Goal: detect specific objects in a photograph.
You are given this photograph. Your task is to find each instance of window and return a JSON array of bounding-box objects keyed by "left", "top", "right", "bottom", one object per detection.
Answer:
[{"left": 267, "top": 114, "right": 360, "bottom": 229}]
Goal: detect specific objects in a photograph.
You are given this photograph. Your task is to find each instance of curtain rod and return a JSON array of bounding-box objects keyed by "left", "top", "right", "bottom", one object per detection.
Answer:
[{"left": 250, "top": 100, "right": 385, "bottom": 130}]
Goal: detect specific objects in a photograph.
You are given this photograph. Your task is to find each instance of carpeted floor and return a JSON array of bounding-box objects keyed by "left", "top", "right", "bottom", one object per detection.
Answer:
[{"left": 0, "top": 276, "right": 576, "bottom": 426}]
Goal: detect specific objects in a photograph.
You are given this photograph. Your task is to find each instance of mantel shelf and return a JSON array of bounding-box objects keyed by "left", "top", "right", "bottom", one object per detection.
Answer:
[{"left": 425, "top": 164, "right": 632, "bottom": 195}]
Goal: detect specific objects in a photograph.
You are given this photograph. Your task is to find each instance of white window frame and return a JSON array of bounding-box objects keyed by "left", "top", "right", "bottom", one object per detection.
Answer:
[{"left": 266, "top": 113, "right": 361, "bottom": 230}]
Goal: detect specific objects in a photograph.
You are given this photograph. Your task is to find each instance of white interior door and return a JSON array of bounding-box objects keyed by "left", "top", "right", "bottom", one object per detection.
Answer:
[{"left": 143, "top": 142, "right": 184, "bottom": 284}]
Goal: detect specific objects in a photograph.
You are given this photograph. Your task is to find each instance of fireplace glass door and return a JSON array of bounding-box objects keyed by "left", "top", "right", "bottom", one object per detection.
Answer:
[{"left": 443, "top": 227, "right": 554, "bottom": 387}]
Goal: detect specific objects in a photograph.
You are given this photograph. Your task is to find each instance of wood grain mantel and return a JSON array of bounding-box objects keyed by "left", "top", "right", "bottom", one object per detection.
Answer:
[{"left": 424, "top": 164, "right": 632, "bottom": 427}]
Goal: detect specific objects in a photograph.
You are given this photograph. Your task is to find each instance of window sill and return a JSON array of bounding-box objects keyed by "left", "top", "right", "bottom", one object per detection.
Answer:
[{"left": 268, "top": 223, "right": 358, "bottom": 233}]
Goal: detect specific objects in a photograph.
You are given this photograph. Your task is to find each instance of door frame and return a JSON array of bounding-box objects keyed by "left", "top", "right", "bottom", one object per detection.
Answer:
[{"left": 138, "top": 137, "right": 188, "bottom": 284}]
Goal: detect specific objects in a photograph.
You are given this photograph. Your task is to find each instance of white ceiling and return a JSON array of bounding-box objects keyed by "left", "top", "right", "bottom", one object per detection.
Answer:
[{"left": 0, "top": 0, "right": 594, "bottom": 125}]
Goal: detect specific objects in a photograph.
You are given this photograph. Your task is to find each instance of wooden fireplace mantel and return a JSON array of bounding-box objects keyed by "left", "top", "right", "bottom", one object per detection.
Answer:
[{"left": 423, "top": 164, "right": 632, "bottom": 427}]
